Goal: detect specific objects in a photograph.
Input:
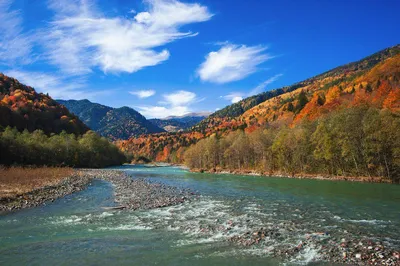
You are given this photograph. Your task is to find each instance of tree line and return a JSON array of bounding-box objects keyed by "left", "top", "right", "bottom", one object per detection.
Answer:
[
  {"left": 184, "top": 106, "right": 400, "bottom": 182},
  {"left": 0, "top": 127, "right": 127, "bottom": 168}
]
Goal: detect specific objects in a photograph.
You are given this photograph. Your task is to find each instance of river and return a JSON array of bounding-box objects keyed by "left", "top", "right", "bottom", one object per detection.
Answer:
[{"left": 0, "top": 165, "right": 399, "bottom": 265}]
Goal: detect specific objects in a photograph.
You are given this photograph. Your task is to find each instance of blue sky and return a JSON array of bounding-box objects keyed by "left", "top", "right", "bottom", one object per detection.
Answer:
[{"left": 1, "top": 0, "right": 399, "bottom": 118}]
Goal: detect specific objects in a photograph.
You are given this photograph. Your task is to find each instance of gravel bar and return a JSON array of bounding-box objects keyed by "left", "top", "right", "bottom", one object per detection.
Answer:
[
  {"left": 80, "top": 169, "right": 196, "bottom": 210},
  {"left": 0, "top": 169, "right": 196, "bottom": 214},
  {"left": 0, "top": 173, "right": 91, "bottom": 213}
]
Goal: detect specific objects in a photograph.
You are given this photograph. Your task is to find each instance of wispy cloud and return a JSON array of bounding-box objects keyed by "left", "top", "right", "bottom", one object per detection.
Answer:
[
  {"left": 4, "top": 70, "right": 108, "bottom": 100},
  {"left": 41, "top": 0, "right": 213, "bottom": 75},
  {"left": 0, "top": 0, "right": 34, "bottom": 66},
  {"left": 161, "top": 90, "right": 197, "bottom": 106},
  {"left": 0, "top": 0, "right": 213, "bottom": 103},
  {"left": 221, "top": 74, "right": 282, "bottom": 104},
  {"left": 137, "top": 90, "right": 200, "bottom": 118},
  {"left": 129, "top": 89, "right": 156, "bottom": 98},
  {"left": 249, "top": 73, "right": 283, "bottom": 95},
  {"left": 197, "top": 44, "right": 272, "bottom": 84}
]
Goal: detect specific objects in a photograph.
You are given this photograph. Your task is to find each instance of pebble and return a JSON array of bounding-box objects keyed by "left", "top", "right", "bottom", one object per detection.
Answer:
[
  {"left": 80, "top": 169, "right": 195, "bottom": 211},
  {"left": 1, "top": 169, "right": 196, "bottom": 214},
  {"left": 0, "top": 173, "right": 91, "bottom": 213},
  {"left": 229, "top": 226, "right": 399, "bottom": 266}
]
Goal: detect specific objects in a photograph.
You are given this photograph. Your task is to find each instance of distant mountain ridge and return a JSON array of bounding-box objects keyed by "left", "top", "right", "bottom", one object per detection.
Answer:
[
  {"left": 57, "top": 99, "right": 165, "bottom": 140},
  {"left": 161, "top": 112, "right": 212, "bottom": 120},
  {"left": 149, "top": 112, "right": 211, "bottom": 132},
  {"left": 0, "top": 73, "right": 89, "bottom": 135}
]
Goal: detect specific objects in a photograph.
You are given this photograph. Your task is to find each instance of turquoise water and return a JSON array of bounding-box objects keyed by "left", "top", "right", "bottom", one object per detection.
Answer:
[{"left": 0, "top": 165, "right": 399, "bottom": 265}]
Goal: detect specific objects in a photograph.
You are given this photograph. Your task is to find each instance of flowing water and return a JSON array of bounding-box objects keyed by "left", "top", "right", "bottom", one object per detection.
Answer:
[{"left": 0, "top": 165, "right": 399, "bottom": 265}]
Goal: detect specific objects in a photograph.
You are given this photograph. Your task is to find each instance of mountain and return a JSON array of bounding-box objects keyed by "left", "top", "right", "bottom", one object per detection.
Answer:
[
  {"left": 163, "top": 112, "right": 212, "bottom": 120},
  {"left": 118, "top": 44, "right": 400, "bottom": 164},
  {"left": 192, "top": 44, "right": 400, "bottom": 133},
  {"left": 57, "top": 99, "right": 165, "bottom": 140},
  {"left": 0, "top": 73, "right": 89, "bottom": 135},
  {"left": 149, "top": 112, "right": 211, "bottom": 132}
]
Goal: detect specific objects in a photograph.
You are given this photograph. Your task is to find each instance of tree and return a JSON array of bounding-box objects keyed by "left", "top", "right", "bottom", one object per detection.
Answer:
[
  {"left": 287, "top": 102, "right": 294, "bottom": 112},
  {"left": 295, "top": 90, "right": 309, "bottom": 113},
  {"left": 0, "top": 128, "right": 126, "bottom": 168}
]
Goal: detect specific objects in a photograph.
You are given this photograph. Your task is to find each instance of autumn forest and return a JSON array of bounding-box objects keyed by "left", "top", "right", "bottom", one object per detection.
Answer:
[
  {"left": 117, "top": 45, "right": 400, "bottom": 182},
  {"left": 0, "top": 45, "right": 399, "bottom": 182}
]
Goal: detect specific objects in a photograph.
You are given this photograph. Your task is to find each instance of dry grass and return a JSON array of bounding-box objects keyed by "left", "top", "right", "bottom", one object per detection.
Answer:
[{"left": 0, "top": 167, "right": 74, "bottom": 198}]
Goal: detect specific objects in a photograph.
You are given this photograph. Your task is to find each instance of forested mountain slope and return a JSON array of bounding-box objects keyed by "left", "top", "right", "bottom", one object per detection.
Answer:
[
  {"left": 192, "top": 44, "right": 400, "bottom": 134},
  {"left": 118, "top": 44, "right": 400, "bottom": 177},
  {"left": 0, "top": 74, "right": 126, "bottom": 168},
  {"left": 58, "top": 99, "right": 165, "bottom": 140},
  {"left": 0, "top": 73, "right": 88, "bottom": 135},
  {"left": 240, "top": 52, "right": 400, "bottom": 130}
]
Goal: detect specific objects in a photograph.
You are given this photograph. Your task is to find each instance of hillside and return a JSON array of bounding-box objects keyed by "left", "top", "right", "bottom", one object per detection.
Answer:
[
  {"left": 58, "top": 99, "right": 165, "bottom": 140},
  {"left": 0, "top": 73, "right": 88, "bottom": 135},
  {"left": 192, "top": 44, "right": 400, "bottom": 134},
  {"left": 149, "top": 112, "right": 210, "bottom": 132},
  {"left": 0, "top": 74, "right": 126, "bottom": 167},
  {"left": 118, "top": 44, "right": 400, "bottom": 167},
  {"left": 240, "top": 53, "right": 400, "bottom": 130}
]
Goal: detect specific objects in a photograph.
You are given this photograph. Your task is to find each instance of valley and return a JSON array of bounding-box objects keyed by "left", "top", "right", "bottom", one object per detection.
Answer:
[{"left": 0, "top": 1, "right": 399, "bottom": 264}]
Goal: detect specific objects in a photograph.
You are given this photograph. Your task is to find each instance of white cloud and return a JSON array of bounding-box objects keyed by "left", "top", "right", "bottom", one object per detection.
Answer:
[
  {"left": 137, "top": 90, "right": 199, "bottom": 118},
  {"left": 197, "top": 44, "right": 272, "bottom": 84},
  {"left": 136, "top": 105, "right": 190, "bottom": 118},
  {"left": 249, "top": 73, "right": 283, "bottom": 95},
  {"left": 41, "top": 0, "right": 213, "bottom": 75},
  {"left": 222, "top": 92, "right": 244, "bottom": 103},
  {"left": 0, "top": 0, "right": 34, "bottom": 66},
  {"left": 162, "top": 90, "right": 196, "bottom": 106},
  {"left": 130, "top": 89, "right": 156, "bottom": 98}
]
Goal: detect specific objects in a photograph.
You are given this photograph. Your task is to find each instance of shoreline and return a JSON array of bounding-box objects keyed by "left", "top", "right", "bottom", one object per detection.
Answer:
[
  {"left": 0, "top": 168, "right": 196, "bottom": 214},
  {"left": 0, "top": 171, "right": 91, "bottom": 213},
  {"left": 132, "top": 162, "right": 395, "bottom": 184},
  {"left": 188, "top": 167, "right": 395, "bottom": 184},
  {"left": 1, "top": 166, "right": 398, "bottom": 265}
]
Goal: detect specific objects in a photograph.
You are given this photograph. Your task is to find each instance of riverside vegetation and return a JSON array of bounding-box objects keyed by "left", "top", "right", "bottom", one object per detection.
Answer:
[
  {"left": 185, "top": 106, "right": 400, "bottom": 182},
  {"left": 0, "top": 127, "right": 127, "bottom": 168}
]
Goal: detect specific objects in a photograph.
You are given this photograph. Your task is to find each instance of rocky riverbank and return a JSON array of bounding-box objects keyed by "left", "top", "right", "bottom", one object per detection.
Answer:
[
  {"left": 0, "top": 169, "right": 196, "bottom": 214},
  {"left": 190, "top": 168, "right": 394, "bottom": 184},
  {"left": 0, "top": 172, "right": 91, "bottom": 213},
  {"left": 228, "top": 227, "right": 399, "bottom": 265},
  {"left": 80, "top": 169, "right": 196, "bottom": 210}
]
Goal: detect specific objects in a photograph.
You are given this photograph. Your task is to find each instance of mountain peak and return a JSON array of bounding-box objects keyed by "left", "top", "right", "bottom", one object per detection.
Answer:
[
  {"left": 161, "top": 111, "right": 212, "bottom": 120},
  {"left": 57, "top": 100, "right": 164, "bottom": 140}
]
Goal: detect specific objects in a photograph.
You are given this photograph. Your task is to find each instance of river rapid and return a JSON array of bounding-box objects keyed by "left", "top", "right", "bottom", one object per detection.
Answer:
[{"left": 0, "top": 165, "right": 399, "bottom": 265}]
